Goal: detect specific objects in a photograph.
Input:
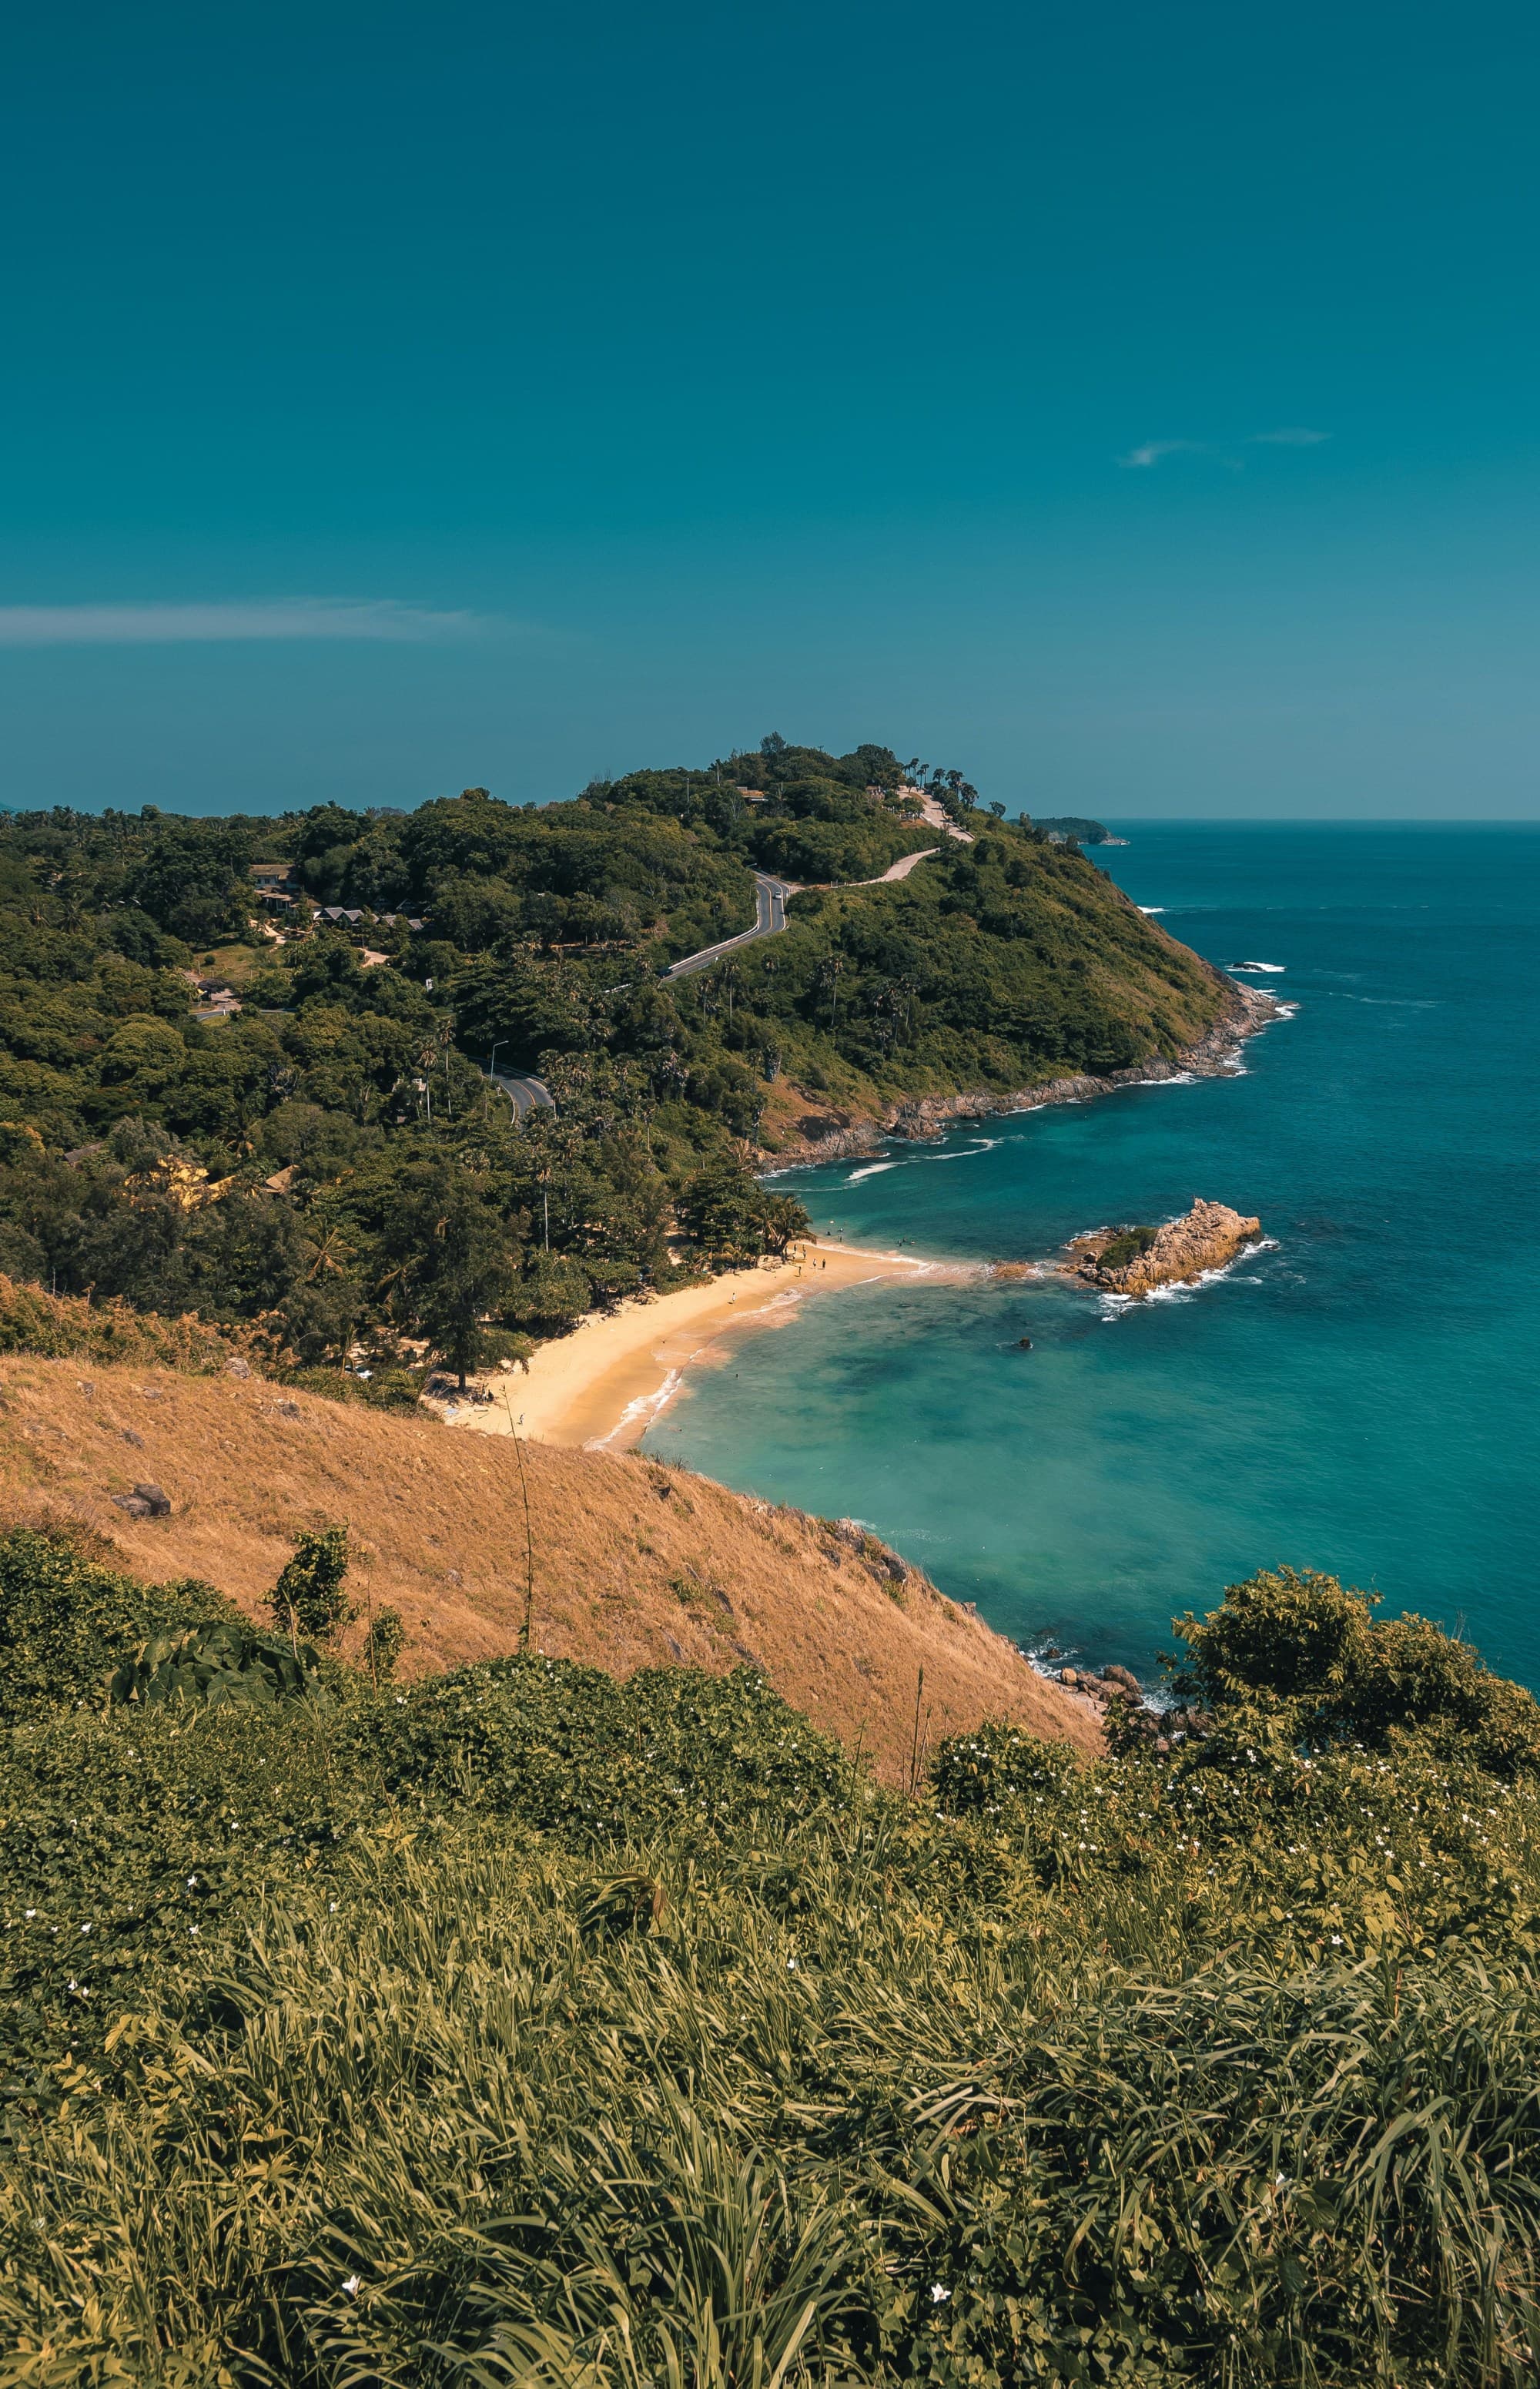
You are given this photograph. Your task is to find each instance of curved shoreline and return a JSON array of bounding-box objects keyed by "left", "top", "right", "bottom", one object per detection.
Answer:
[
  {"left": 448, "top": 1241, "right": 977, "bottom": 1452},
  {"left": 447, "top": 985, "right": 1288, "bottom": 1455}
]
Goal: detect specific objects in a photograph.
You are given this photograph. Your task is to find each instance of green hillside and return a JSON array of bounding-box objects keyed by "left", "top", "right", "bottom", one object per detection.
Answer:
[
  {"left": 0, "top": 741, "right": 1227, "bottom": 1376},
  {"left": 3, "top": 1529, "right": 1538, "bottom": 2385}
]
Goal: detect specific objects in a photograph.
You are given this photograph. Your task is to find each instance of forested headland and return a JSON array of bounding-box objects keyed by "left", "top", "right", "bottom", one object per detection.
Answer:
[{"left": 0, "top": 738, "right": 1227, "bottom": 1384}]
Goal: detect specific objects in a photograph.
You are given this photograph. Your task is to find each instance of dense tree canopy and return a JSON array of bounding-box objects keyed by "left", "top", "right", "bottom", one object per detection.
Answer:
[{"left": 0, "top": 744, "right": 1227, "bottom": 1376}]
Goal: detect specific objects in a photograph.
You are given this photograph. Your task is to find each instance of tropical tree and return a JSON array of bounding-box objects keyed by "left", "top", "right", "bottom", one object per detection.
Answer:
[
  {"left": 676, "top": 1155, "right": 809, "bottom": 1267},
  {"left": 268, "top": 1525, "right": 353, "bottom": 1647},
  {"left": 385, "top": 1161, "right": 516, "bottom": 1386}
]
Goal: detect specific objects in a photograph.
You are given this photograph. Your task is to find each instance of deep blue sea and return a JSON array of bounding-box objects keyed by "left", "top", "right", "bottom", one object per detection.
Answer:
[{"left": 642, "top": 825, "right": 1540, "bottom": 1689}]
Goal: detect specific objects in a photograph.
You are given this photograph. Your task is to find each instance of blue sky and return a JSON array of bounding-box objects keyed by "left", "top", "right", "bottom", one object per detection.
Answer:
[{"left": 3, "top": 0, "right": 1538, "bottom": 818}]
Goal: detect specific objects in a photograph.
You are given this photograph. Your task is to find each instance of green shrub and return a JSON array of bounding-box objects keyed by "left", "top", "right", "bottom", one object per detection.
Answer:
[
  {"left": 108, "top": 1617, "right": 323, "bottom": 1710},
  {"left": 5, "top": 1532, "right": 1540, "bottom": 2386},
  {"left": 360, "top": 1603, "right": 406, "bottom": 1682},
  {"left": 344, "top": 1651, "right": 849, "bottom": 1845},
  {"left": 0, "top": 1526, "right": 236, "bottom": 1724},
  {"left": 928, "top": 1718, "right": 1082, "bottom": 1814},
  {"left": 268, "top": 1524, "right": 353, "bottom": 1646},
  {"left": 1174, "top": 1565, "right": 1540, "bottom": 1775},
  {"left": 283, "top": 1362, "right": 426, "bottom": 1411},
  {"left": 477, "top": 1327, "right": 536, "bottom": 1372},
  {"left": 1095, "top": 1222, "right": 1159, "bottom": 1272}
]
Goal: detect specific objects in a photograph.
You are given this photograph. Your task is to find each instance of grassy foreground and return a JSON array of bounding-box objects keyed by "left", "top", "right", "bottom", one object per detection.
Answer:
[{"left": 3, "top": 1535, "right": 1540, "bottom": 2386}]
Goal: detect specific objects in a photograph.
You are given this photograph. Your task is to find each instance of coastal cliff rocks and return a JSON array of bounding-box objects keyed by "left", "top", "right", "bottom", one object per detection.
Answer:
[
  {"left": 1066, "top": 1198, "right": 1262, "bottom": 1295},
  {"left": 753, "top": 981, "right": 1284, "bottom": 1170},
  {"left": 825, "top": 1513, "right": 919, "bottom": 1587},
  {"left": 1054, "top": 1661, "right": 1215, "bottom": 1753}
]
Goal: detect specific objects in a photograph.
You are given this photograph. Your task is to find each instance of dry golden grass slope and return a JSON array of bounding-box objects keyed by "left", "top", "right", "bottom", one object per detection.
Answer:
[{"left": 0, "top": 1353, "right": 1098, "bottom": 1779}]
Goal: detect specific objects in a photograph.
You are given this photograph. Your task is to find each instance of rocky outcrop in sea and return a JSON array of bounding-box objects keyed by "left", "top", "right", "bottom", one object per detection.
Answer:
[{"left": 1065, "top": 1198, "right": 1263, "bottom": 1296}]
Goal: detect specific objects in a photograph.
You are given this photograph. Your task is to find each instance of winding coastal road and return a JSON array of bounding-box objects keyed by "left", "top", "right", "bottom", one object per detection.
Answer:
[
  {"left": 663, "top": 872, "right": 798, "bottom": 981},
  {"left": 663, "top": 849, "right": 942, "bottom": 982},
  {"left": 486, "top": 838, "right": 949, "bottom": 1109},
  {"left": 487, "top": 1071, "right": 554, "bottom": 1117}
]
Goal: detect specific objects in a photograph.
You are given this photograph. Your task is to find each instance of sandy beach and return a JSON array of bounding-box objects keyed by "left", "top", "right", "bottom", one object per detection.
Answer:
[{"left": 450, "top": 1241, "right": 973, "bottom": 1451}]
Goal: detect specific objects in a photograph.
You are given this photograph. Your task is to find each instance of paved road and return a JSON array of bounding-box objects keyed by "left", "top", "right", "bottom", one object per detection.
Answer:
[
  {"left": 662, "top": 850, "right": 942, "bottom": 982},
  {"left": 487, "top": 1071, "right": 555, "bottom": 1117},
  {"left": 478, "top": 842, "right": 950, "bottom": 1102},
  {"left": 664, "top": 872, "right": 797, "bottom": 981},
  {"left": 912, "top": 789, "right": 974, "bottom": 844},
  {"left": 856, "top": 844, "right": 941, "bottom": 885}
]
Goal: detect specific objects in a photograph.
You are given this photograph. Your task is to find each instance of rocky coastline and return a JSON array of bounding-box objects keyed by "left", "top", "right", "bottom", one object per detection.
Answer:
[
  {"left": 756, "top": 980, "right": 1283, "bottom": 1171},
  {"left": 1063, "top": 1197, "right": 1264, "bottom": 1297},
  {"left": 1050, "top": 1661, "right": 1214, "bottom": 1754}
]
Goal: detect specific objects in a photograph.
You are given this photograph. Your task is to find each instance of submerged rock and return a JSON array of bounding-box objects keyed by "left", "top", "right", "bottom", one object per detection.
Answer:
[{"left": 1065, "top": 1198, "right": 1261, "bottom": 1296}]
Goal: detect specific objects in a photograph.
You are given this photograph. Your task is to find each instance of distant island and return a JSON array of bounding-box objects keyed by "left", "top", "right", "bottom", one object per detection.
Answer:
[{"left": 1033, "top": 816, "right": 1128, "bottom": 846}]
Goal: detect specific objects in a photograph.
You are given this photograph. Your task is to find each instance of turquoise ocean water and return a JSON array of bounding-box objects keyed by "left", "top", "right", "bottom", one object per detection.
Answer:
[{"left": 641, "top": 825, "right": 1540, "bottom": 1687}]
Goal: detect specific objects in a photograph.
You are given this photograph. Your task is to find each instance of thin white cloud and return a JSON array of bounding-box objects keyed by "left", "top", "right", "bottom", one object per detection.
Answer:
[
  {"left": 0, "top": 598, "right": 496, "bottom": 646},
  {"left": 1117, "top": 439, "right": 1207, "bottom": 469},
  {"left": 1117, "top": 427, "right": 1331, "bottom": 471}
]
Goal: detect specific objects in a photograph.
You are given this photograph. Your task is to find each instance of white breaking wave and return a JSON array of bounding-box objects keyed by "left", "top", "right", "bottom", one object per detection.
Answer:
[
  {"left": 1097, "top": 1238, "right": 1274, "bottom": 1322},
  {"left": 586, "top": 1367, "right": 686, "bottom": 1449},
  {"left": 1227, "top": 960, "right": 1287, "bottom": 973},
  {"left": 919, "top": 1139, "right": 996, "bottom": 1164},
  {"left": 846, "top": 1138, "right": 996, "bottom": 1183}
]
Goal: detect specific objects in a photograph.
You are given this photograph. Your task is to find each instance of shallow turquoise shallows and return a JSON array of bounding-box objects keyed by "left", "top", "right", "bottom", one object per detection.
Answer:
[{"left": 642, "top": 825, "right": 1540, "bottom": 1687}]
